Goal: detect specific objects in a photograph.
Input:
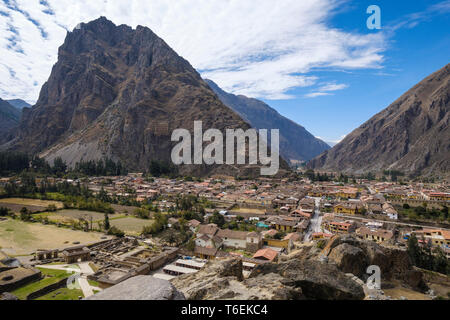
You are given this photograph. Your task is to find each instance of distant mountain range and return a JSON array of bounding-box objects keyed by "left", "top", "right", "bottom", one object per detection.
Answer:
[
  {"left": 309, "top": 63, "right": 450, "bottom": 178},
  {"left": 0, "top": 17, "right": 447, "bottom": 179},
  {"left": 0, "top": 98, "right": 21, "bottom": 144},
  {"left": 325, "top": 141, "right": 338, "bottom": 148},
  {"left": 1, "top": 17, "right": 289, "bottom": 177},
  {"left": 205, "top": 79, "right": 330, "bottom": 164},
  {"left": 6, "top": 99, "right": 31, "bottom": 110}
]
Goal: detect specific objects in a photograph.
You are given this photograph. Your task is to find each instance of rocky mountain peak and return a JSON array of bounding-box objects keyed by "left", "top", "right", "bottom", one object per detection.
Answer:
[{"left": 5, "top": 17, "right": 287, "bottom": 177}]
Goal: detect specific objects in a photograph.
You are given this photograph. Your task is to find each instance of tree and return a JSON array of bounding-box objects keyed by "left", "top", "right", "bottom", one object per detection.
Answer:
[
  {"left": 366, "top": 172, "right": 375, "bottom": 181},
  {"left": 20, "top": 207, "right": 31, "bottom": 221},
  {"left": 273, "top": 231, "right": 286, "bottom": 240},
  {"left": 407, "top": 234, "right": 449, "bottom": 275},
  {"left": 304, "top": 170, "right": 315, "bottom": 181},
  {"left": 53, "top": 157, "right": 67, "bottom": 176},
  {"left": 98, "top": 187, "right": 110, "bottom": 203},
  {"left": 163, "top": 230, "right": 178, "bottom": 246},
  {"left": 107, "top": 226, "right": 125, "bottom": 237},
  {"left": 0, "top": 207, "right": 9, "bottom": 216},
  {"left": 134, "top": 208, "right": 150, "bottom": 219},
  {"left": 142, "top": 213, "right": 168, "bottom": 236},
  {"left": 104, "top": 213, "right": 110, "bottom": 230},
  {"left": 185, "top": 238, "right": 195, "bottom": 252},
  {"left": 407, "top": 234, "right": 421, "bottom": 266},
  {"left": 432, "top": 247, "right": 449, "bottom": 275},
  {"left": 209, "top": 212, "right": 225, "bottom": 227}
]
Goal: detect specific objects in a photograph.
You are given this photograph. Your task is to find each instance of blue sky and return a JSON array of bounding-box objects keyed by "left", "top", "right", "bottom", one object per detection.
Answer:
[
  {"left": 265, "top": 0, "right": 450, "bottom": 144},
  {"left": 0, "top": 0, "right": 449, "bottom": 145}
]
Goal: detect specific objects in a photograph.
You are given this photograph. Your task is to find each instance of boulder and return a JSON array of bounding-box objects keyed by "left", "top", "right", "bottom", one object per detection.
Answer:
[
  {"left": 172, "top": 258, "right": 304, "bottom": 300},
  {"left": 1, "top": 292, "right": 19, "bottom": 300},
  {"left": 273, "top": 259, "right": 365, "bottom": 300},
  {"left": 328, "top": 243, "right": 368, "bottom": 277},
  {"left": 171, "top": 235, "right": 429, "bottom": 300},
  {"left": 85, "top": 276, "right": 185, "bottom": 300},
  {"left": 325, "top": 235, "right": 427, "bottom": 291},
  {"left": 217, "top": 258, "right": 244, "bottom": 281}
]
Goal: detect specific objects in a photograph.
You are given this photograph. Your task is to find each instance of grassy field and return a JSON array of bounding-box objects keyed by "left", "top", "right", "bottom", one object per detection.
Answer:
[
  {"left": 35, "top": 287, "right": 84, "bottom": 300},
  {"left": 0, "top": 198, "right": 64, "bottom": 209},
  {"left": 35, "top": 209, "right": 124, "bottom": 224},
  {"left": 0, "top": 218, "right": 108, "bottom": 255},
  {"left": 11, "top": 268, "right": 72, "bottom": 300},
  {"left": 110, "top": 217, "right": 154, "bottom": 235},
  {"left": 111, "top": 204, "right": 141, "bottom": 215},
  {"left": 88, "top": 279, "right": 100, "bottom": 287}
]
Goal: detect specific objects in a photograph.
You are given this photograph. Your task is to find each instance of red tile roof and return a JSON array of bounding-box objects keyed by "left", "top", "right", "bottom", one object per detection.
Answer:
[{"left": 253, "top": 248, "right": 278, "bottom": 261}]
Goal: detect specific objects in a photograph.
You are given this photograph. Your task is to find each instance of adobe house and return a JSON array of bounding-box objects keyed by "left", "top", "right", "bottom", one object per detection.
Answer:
[{"left": 246, "top": 232, "right": 263, "bottom": 253}]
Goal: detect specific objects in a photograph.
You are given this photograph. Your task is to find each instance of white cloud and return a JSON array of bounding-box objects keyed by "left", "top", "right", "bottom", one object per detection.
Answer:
[
  {"left": 305, "top": 92, "right": 332, "bottom": 98},
  {"left": 388, "top": 0, "right": 450, "bottom": 32},
  {"left": 0, "top": 0, "right": 387, "bottom": 103},
  {"left": 305, "top": 82, "right": 348, "bottom": 98}
]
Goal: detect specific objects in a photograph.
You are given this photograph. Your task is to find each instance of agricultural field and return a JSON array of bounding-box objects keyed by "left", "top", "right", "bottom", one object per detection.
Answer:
[
  {"left": 0, "top": 218, "right": 108, "bottom": 256},
  {"left": 0, "top": 197, "right": 64, "bottom": 213},
  {"left": 231, "top": 207, "right": 266, "bottom": 215},
  {"left": 35, "top": 209, "right": 124, "bottom": 225},
  {"left": 110, "top": 217, "right": 154, "bottom": 235},
  {"left": 111, "top": 204, "right": 141, "bottom": 215}
]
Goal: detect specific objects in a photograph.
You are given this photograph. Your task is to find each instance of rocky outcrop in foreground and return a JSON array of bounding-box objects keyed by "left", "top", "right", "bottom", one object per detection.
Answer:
[
  {"left": 86, "top": 275, "right": 185, "bottom": 300},
  {"left": 323, "top": 235, "right": 427, "bottom": 291},
  {"left": 172, "top": 236, "right": 428, "bottom": 300},
  {"left": 171, "top": 258, "right": 306, "bottom": 300},
  {"left": 172, "top": 252, "right": 365, "bottom": 300}
]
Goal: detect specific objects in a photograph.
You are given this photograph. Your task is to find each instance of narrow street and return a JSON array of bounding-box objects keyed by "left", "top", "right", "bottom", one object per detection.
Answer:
[{"left": 304, "top": 198, "right": 323, "bottom": 242}]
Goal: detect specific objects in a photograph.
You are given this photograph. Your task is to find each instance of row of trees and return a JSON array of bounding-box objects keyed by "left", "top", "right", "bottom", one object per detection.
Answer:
[
  {"left": 3, "top": 174, "right": 114, "bottom": 214},
  {"left": 401, "top": 204, "right": 449, "bottom": 222},
  {"left": 303, "top": 170, "right": 352, "bottom": 183},
  {"left": 74, "top": 158, "right": 127, "bottom": 176},
  {"left": 383, "top": 170, "right": 405, "bottom": 182},
  {"left": 0, "top": 152, "right": 126, "bottom": 178},
  {"left": 3, "top": 174, "right": 92, "bottom": 198},
  {"left": 0, "top": 152, "right": 32, "bottom": 175},
  {"left": 148, "top": 160, "right": 179, "bottom": 178},
  {"left": 301, "top": 169, "right": 410, "bottom": 183}
]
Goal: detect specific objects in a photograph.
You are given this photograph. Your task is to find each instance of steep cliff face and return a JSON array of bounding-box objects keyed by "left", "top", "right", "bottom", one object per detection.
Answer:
[
  {"left": 309, "top": 64, "right": 450, "bottom": 178},
  {"left": 205, "top": 79, "right": 330, "bottom": 164},
  {"left": 0, "top": 98, "right": 21, "bottom": 144},
  {"left": 8, "top": 17, "right": 286, "bottom": 176}
]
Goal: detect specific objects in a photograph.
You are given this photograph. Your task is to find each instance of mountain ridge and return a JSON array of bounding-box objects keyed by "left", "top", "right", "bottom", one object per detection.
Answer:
[
  {"left": 205, "top": 79, "right": 330, "bottom": 163},
  {"left": 6, "top": 99, "right": 31, "bottom": 110},
  {"left": 5, "top": 17, "right": 289, "bottom": 177},
  {"left": 309, "top": 63, "right": 450, "bottom": 178}
]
